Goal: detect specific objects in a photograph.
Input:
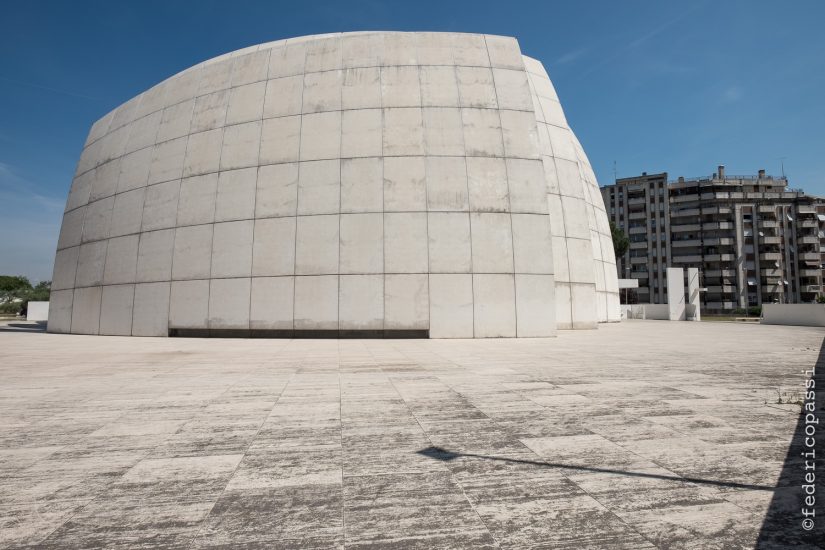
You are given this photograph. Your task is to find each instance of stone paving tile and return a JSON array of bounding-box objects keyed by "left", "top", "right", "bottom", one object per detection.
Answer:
[{"left": 0, "top": 320, "right": 822, "bottom": 547}]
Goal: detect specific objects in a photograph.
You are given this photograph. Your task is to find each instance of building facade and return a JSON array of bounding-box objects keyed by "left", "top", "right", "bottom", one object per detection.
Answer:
[
  {"left": 49, "top": 31, "right": 620, "bottom": 338},
  {"left": 602, "top": 166, "right": 824, "bottom": 312}
]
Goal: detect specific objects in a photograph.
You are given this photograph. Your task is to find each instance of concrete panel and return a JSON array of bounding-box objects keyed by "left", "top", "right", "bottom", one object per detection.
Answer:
[
  {"left": 342, "top": 33, "right": 382, "bottom": 68},
  {"left": 297, "top": 160, "right": 340, "bottom": 215},
  {"left": 268, "top": 43, "right": 306, "bottom": 79},
  {"left": 500, "top": 110, "right": 539, "bottom": 159},
  {"left": 571, "top": 282, "right": 598, "bottom": 329},
  {"left": 559, "top": 196, "right": 590, "bottom": 239},
  {"left": 99, "top": 284, "right": 134, "bottom": 336},
  {"left": 263, "top": 75, "right": 303, "bottom": 118},
  {"left": 511, "top": 214, "right": 553, "bottom": 274},
  {"left": 462, "top": 108, "right": 503, "bottom": 157},
  {"left": 420, "top": 66, "right": 459, "bottom": 108},
  {"left": 566, "top": 238, "right": 596, "bottom": 284},
  {"left": 57, "top": 207, "right": 85, "bottom": 250},
  {"left": 132, "top": 282, "right": 170, "bottom": 336},
  {"left": 148, "top": 137, "right": 187, "bottom": 185},
  {"left": 191, "top": 90, "right": 229, "bottom": 133},
  {"left": 423, "top": 108, "right": 464, "bottom": 156},
  {"left": 428, "top": 212, "right": 472, "bottom": 273},
  {"left": 209, "top": 278, "right": 251, "bottom": 329},
  {"left": 75, "top": 241, "right": 108, "bottom": 287},
  {"left": 140, "top": 179, "right": 181, "bottom": 232},
  {"left": 117, "top": 147, "right": 153, "bottom": 193},
  {"left": 384, "top": 213, "right": 428, "bottom": 274},
  {"left": 339, "top": 275, "right": 383, "bottom": 330},
  {"left": 426, "top": 157, "right": 468, "bottom": 212},
  {"left": 98, "top": 124, "right": 130, "bottom": 165},
  {"left": 515, "top": 274, "right": 556, "bottom": 337},
  {"left": 66, "top": 170, "right": 94, "bottom": 211},
  {"left": 341, "top": 109, "right": 382, "bottom": 158},
  {"left": 492, "top": 68, "right": 533, "bottom": 111},
  {"left": 485, "top": 35, "right": 523, "bottom": 69},
  {"left": 198, "top": 57, "right": 232, "bottom": 96},
  {"left": 169, "top": 280, "right": 209, "bottom": 329},
  {"left": 215, "top": 167, "right": 257, "bottom": 222},
  {"left": 220, "top": 121, "right": 261, "bottom": 171},
  {"left": 415, "top": 32, "right": 454, "bottom": 66},
  {"left": 457, "top": 67, "right": 497, "bottom": 109},
  {"left": 429, "top": 274, "right": 473, "bottom": 338},
  {"left": 763, "top": 304, "right": 825, "bottom": 326},
  {"left": 163, "top": 69, "right": 200, "bottom": 108},
  {"left": 52, "top": 246, "right": 80, "bottom": 291},
  {"left": 551, "top": 236, "right": 570, "bottom": 282},
  {"left": 211, "top": 220, "right": 254, "bottom": 278},
  {"left": 467, "top": 157, "right": 508, "bottom": 213},
  {"left": 383, "top": 157, "right": 426, "bottom": 212},
  {"left": 136, "top": 229, "right": 175, "bottom": 282},
  {"left": 384, "top": 274, "right": 429, "bottom": 330},
  {"left": 125, "top": 112, "right": 161, "bottom": 154},
  {"left": 71, "top": 286, "right": 102, "bottom": 335},
  {"left": 109, "top": 188, "right": 146, "bottom": 238},
  {"left": 383, "top": 108, "right": 424, "bottom": 156},
  {"left": 340, "top": 213, "right": 383, "bottom": 274},
  {"left": 381, "top": 33, "right": 418, "bottom": 66},
  {"left": 231, "top": 49, "right": 270, "bottom": 87},
  {"left": 252, "top": 217, "right": 296, "bottom": 276},
  {"left": 294, "top": 275, "right": 338, "bottom": 330},
  {"left": 507, "top": 159, "right": 547, "bottom": 214},
  {"left": 256, "top": 163, "right": 298, "bottom": 218},
  {"left": 260, "top": 116, "right": 301, "bottom": 164},
  {"left": 687, "top": 267, "right": 701, "bottom": 322},
  {"left": 295, "top": 214, "right": 339, "bottom": 275},
  {"left": 452, "top": 34, "right": 489, "bottom": 67},
  {"left": 89, "top": 159, "right": 120, "bottom": 201},
  {"left": 302, "top": 70, "right": 342, "bottom": 113},
  {"left": 305, "top": 36, "right": 342, "bottom": 72},
  {"left": 177, "top": 173, "right": 218, "bottom": 226},
  {"left": 473, "top": 273, "right": 516, "bottom": 338},
  {"left": 556, "top": 159, "right": 585, "bottom": 200},
  {"left": 300, "top": 111, "right": 341, "bottom": 161},
  {"left": 103, "top": 235, "right": 139, "bottom": 285},
  {"left": 342, "top": 67, "right": 381, "bottom": 110},
  {"left": 225, "top": 81, "right": 266, "bottom": 125},
  {"left": 183, "top": 129, "right": 223, "bottom": 177},
  {"left": 470, "top": 213, "right": 514, "bottom": 273},
  {"left": 172, "top": 224, "right": 213, "bottom": 280},
  {"left": 47, "top": 289, "right": 73, "bottom": 333},
  {"left": 381, "top": 66, "right": 420, "bottom": 108},
  {"left": 341, "top": 157, "right": 382, "bottom": 213},
  {"left": 545, "top": 124, "right": 576, "bottom": 162},
  {"left": 667, "top": 267, "right": 686, "bottom": 321},
  {"left": 250, "top": 276, "right": 294, "bottom": 329}
]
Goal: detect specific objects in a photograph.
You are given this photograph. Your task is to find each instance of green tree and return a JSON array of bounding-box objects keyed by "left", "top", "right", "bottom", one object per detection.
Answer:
[
  {"left": 610, "top": 221, "right": 629, "bottom": 259},
  {"left": 0, "top": 276, "right": 50, "bottom": 314}
]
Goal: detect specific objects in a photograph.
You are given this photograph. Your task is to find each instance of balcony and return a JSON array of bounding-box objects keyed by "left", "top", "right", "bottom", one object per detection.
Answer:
[
  {"left": 704, "top": 237, "right": 734, "bottom": 246},
  {"left": 671, "top": 239, "right": 701, "bottom": 248},
  {"left": 630, "top": 256, "right": 647, "bottom": 264},
  {"left": 672, "top": 254, "right": 702, "bottom": 263},
  {"left": 760, "top": 236, "right": 781, "bottom": 245},
  {"left": 803, "top": 285, "right": 822, "bottom": 293},
  {"left": 671, "top": 208, "right": 700, "bottom": 218},
  {"left": 758, "top": 205, "right": 776, "bottom": 214},
  {"left": 629, "top": 241, "right": 648, "bottom": 249},
  {"left": 705, "top": 269, "right": 736, "bottom": 277},
  {"left": 628, "top": 197, "right": 646, "bottom": 206},
  {"left": 628, "top": 211, "right": 647, "bottom": 220},
  {"left": 761, "top": 268, "right": 782, "bottom": 277},
  {"left": 631, "top": 271, "right": 649, "bottom": 279},
  {"left": 704, "top": 254, "right": 736, "bottom": 262},
  {"left": 760, "top": 253, "right": 782, "bottom": 261},
  {"left": 800, "top": 252, "right": 820, "bottom": 261},
  {"left": 798, "top": 236, "right": 820, "bottom": 245},
  {"left": 798, "top": 205, "right": 817, "bottom": 215},
  {"left": 628, "top": 226, "right": 647, "bottom": 235},
  {"left": 762, "top": 285, "right": 783, "bottom": 294},
  {"left": 671, "top": 224, "right": 701, "bottom": 233},
  {"left": 761, "top": 220, "right": 778, "bottom": 228},
  {"left": 704, "top": 222, "right": 734, "bottom": 231},
  {"left": 799, "top": 268, "right": 821, "bottom": 277},
  {"left": 800, "top": 220, "right": 818, "bottom": 228},
  {"left": 707, "top": 285, "right": 736, "bottom": 293}
]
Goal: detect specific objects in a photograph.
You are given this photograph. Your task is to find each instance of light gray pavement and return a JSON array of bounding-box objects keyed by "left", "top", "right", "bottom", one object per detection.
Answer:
[{"left": 0, "top": 320, "right": 821, "bottom": 548}]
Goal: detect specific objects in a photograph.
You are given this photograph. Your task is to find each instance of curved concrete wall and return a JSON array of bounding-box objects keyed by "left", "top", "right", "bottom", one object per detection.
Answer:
[{"left": 49, "top": 31, "right": 619, "bottom": 337}]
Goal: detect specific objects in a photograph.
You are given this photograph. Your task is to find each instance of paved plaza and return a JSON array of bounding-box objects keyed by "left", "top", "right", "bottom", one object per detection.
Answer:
[{"left": 0, "top": 320, "right": 822, "bottom": 548}]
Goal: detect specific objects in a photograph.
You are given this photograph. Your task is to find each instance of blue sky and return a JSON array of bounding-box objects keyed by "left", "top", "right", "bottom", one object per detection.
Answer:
[{"left": 2, "top": 0, "right": 824, "bottom": 282}]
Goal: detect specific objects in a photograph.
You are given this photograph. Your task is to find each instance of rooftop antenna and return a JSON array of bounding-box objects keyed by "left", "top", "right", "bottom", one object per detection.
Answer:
[{"left": 778, "top": 157, "right": 786, "bottom": 179}]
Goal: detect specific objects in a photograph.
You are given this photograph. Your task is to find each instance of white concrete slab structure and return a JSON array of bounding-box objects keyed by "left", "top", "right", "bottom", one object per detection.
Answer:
[
  {"left": 50, "top": 32, "right": 619, "bottom": 338},
  {"left": 666, "top": 267, "right": 686, "bottom": 321}
]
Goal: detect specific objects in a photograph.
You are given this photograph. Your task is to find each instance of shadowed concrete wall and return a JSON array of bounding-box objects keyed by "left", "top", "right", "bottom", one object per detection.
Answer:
[{"left": 49, "top": 31, "right": 619, "bottom": 337}]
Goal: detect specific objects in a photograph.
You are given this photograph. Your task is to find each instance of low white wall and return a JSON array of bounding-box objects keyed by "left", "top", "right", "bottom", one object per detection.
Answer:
[
  {"left": 762, "top": 304, "right": 825, "bottom": 327},
  {"left": 26, "top": 301, "right": 49, "bottom": 322},
  {"left": 623, "top": 304, "right": 670, "bottom": 320}
]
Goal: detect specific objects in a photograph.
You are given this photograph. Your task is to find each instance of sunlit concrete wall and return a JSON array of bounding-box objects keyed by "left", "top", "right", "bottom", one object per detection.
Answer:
[{"left": 49, "top": 31, "right": 619, "bottom": 337}]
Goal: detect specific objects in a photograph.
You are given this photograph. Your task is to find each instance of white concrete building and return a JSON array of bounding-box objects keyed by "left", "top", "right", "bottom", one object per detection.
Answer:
[{"left": 49, "top": 32, "right": 619, "bottom": 337}]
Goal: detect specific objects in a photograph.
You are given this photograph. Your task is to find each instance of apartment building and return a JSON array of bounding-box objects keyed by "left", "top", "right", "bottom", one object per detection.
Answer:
[{"left": 601, "top": 166, "right": 824, "bottom": 312}]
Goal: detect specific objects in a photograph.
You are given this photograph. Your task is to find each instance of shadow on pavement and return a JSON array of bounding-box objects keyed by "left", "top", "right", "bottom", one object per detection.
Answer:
[{"left": 755, "top": 336, "right": 824, "bottom": 548}]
